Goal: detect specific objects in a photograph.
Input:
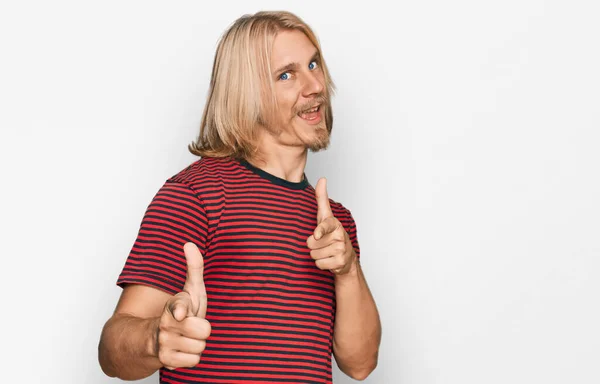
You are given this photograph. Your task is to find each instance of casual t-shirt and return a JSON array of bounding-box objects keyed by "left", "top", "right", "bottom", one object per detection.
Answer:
[{"left": 117, "top": 156, "right": 360, "bottom": 384}]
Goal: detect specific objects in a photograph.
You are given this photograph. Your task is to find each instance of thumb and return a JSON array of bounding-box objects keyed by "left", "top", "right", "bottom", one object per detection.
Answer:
[
  {"left": 315, "top": 178, "right": 333, "bottom": 223},
  {"left": 173, "top": 306, "right": 186, "bottom": 322},
  {"left": 169, "top": 295, "right": 192, "bottom": 322},
  {"left": 182, "top": 242, "right": 208, "bottom": 318}
]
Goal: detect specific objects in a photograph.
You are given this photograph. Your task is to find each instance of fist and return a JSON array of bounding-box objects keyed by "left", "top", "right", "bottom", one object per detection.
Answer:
[
  {"left": 307, "top": 178, "right": 357, "bottom": 275},
  {"left": 156, "top": 242, "right": 211, "bottom": 370}
]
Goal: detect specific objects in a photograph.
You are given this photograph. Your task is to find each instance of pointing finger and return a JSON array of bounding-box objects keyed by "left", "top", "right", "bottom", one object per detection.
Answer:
[
  {"left": 315, "top": 178, "right": 333, "bottom": 223},
  {"left": 308, "top": 219, "right": 345, "bottom": 248},
  {"left": 313, "top": 217, "right": 339, "bottom": 241},
  {"left": 182, "top": 242, "right": 207, "bottom": 318}
]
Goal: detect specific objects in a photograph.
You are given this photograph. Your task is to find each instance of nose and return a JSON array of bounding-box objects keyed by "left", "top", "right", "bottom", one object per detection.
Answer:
[{"left": 301, "top": 70, "right": 324, "bottom": 97}]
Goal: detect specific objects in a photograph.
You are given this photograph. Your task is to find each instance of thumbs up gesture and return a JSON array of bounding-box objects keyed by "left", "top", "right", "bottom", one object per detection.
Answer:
[
  {"left": 156, "top": 242, "right": 211, "bottom": 370},
  {"left": 307, "top": 178, "right": 357, "bottom": 276}
]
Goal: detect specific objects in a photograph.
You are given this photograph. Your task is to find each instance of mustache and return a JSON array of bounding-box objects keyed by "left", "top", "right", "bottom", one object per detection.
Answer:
[{"left": 294, "top": 94, "right": 329, "bottom": 114}]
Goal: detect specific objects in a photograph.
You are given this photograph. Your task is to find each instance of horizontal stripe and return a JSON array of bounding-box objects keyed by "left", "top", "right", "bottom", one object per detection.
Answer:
[{"left": 118, "top": 156, "right": 358, "bottom": 383}]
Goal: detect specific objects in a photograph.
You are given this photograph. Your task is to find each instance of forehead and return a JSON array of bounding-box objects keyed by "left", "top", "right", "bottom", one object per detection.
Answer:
[{"left": 271, "top": 29, "right": 318, "bottom": 66}]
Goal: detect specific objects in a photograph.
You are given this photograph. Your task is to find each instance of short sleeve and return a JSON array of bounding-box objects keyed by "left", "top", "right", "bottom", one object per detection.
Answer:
[
  {"left": 336, "top": 207, "right": 360, "bottom": 261},
  {"left": 116, "top": 180, "right": 208, "bottom": 295}
]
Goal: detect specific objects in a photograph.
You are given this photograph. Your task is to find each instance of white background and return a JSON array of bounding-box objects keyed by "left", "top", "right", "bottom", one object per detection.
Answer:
[{"left": 1, "top": 0, "right": 599, "bottom": 383}]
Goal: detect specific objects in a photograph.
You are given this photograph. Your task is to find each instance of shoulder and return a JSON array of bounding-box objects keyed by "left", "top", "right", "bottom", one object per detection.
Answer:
[
  {"left": 169, "top": 156, "right": 230, "bottom": 181},
  {"left": 163, "top": 156, "right": 248, "bottom": 208},
  {"left": 168, "top": 156, "right": 241, "bottom": 188}
]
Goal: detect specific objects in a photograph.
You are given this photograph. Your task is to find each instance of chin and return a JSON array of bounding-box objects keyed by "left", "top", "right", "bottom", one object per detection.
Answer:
[
  {"left": 308, "top": 141, "right": 329, "bottom": 152},
  {"left": 306, "top": 126, "right": 330, "bottom": 152},
  {"left": 284, "top": 117, "right": 331, "bottom": 151}
]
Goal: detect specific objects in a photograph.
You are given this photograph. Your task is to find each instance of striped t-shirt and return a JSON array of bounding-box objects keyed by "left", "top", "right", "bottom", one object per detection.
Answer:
[{"left": 117, "top": 156, "right": 360, "bottom": 384}]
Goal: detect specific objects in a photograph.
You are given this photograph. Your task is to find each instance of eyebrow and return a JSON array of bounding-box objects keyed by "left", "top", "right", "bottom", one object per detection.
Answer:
[{"left": 272, "top": 51, "right": 321, "bottom": 76}]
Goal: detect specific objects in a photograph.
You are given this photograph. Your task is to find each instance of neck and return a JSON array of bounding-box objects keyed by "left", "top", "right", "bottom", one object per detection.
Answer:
[{"left": 247, "top": 129, "right": 308, "bottom": 183}]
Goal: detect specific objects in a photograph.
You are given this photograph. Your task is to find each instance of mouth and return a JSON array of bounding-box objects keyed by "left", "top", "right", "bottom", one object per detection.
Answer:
[{"left": 297, "top": 104, "right": 322, "bottom": 123}]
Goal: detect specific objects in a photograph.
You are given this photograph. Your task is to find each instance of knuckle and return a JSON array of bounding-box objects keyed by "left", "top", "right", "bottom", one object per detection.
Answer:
[
  {"left": 184, "top": 315, "right": 201, "bottom": 326},
  {"left": 162, "top": 312, "right": 179, "bottom": 329},
  {"left": 180, "top": 318, "right": 194, "bottom": 333},
  {"left": 158, "top": 329, "right": 171, "bottom": 346},
  {"left": 158, "top": 317, "right": 170, "bottom": 332},
  {"left": 189, "top": 355, "right": 201, "bottom": 367},
  {"left": 202, "top": 319, "right": 212, "bottom": 338},
  {"left": 158, "top": 313, "right": 170, "bottom": 336},
  {"left": 157, "top": 349, "right": 171, "bottom": 366},
  {"left": 334, "top": 224, "right": 343, "bottom": 235},
  {"left": 183, "top": 317, "right": 211, "bottom": 338}
]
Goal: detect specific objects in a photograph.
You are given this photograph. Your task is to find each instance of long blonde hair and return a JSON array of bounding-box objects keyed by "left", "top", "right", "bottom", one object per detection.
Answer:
[{"left": 188, "top": 11, "right": 335, "bottom": 159}]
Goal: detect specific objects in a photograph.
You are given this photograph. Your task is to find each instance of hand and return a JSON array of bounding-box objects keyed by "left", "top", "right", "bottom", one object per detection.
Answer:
[
  {"left": 307, "top": 178, "right": 357, "bottom": 276},
  {"left": 155, "top": 242, "right": 211, "bottom": 370}
]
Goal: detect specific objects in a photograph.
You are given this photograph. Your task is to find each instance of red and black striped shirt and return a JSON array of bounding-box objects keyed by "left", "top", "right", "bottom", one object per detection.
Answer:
[{"left": 117, "top": 156, "right": 360, "bottom": 384}]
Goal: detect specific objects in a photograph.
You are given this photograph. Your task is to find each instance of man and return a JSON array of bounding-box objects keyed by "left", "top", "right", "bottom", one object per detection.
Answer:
[{"left": 98, "top": 10, "right": 381, "bottom": 384}]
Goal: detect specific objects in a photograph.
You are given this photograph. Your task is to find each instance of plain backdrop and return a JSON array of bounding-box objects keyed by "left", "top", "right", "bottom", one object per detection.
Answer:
[{"left": 1, "top": 0, "right": 599, "bottom": 383}]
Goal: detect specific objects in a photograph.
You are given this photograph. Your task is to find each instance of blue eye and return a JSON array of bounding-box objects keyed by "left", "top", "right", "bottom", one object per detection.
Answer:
[
  {"left": 279, "top": 72, "right": 290, "bottom": 81},
  {"left": 309, "top": 61, "right": 318, "bottom": 70}
]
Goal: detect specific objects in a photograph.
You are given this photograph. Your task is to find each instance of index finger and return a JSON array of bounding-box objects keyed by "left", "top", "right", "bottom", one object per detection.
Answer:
[
  {"left": 182, "top": 242, "right": 207, "bottom": 317},
  {"left": 315, "top": 178, "right": 333, "bottom": 223},
  {"left": 313, "top": 216, "right": 339, "bottom": 240}
]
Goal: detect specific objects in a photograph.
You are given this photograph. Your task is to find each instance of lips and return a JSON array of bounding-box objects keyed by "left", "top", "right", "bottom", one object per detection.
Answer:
[
  {"left": 297, "top": 104, "right": 320, "bottom": 119},
  {"left": 297, "top": 104, "right": 322, "bottom": 124}
]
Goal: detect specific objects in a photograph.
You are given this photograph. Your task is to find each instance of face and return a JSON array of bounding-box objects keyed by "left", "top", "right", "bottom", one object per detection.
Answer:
[{"left": 266, "top": 29, "right": 330, "bottom": 151}]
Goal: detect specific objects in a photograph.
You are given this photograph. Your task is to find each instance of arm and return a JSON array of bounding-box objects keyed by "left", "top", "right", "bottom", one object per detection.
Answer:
[
  {"left": 332, "top": 257, "right": 381, "bottom": 380},
  {"left": 99, "top": 243, "right": 210, "bottom": 380},
  {"left": 307, "top": 178, "right": 382, "bottom": 380},
  {"left": 100, "top": 180, "right": 210, "bottom": 379},
  {"left": 98, "top": 284, "right": 168, "bottom": 380}
]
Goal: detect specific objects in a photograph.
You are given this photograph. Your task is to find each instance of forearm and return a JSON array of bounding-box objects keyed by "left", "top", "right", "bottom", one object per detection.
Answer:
[
  {"left": 333, "top": 259, "right": 381, "bottom": 379},
  {"left": 98, "top": 313, "right": 162, "bottom": 380}
]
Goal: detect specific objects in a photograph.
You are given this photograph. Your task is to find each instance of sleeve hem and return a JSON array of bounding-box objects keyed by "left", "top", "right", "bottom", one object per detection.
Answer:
[{"left": 117, "top": 274, "right": 182, "bottom": 296}]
